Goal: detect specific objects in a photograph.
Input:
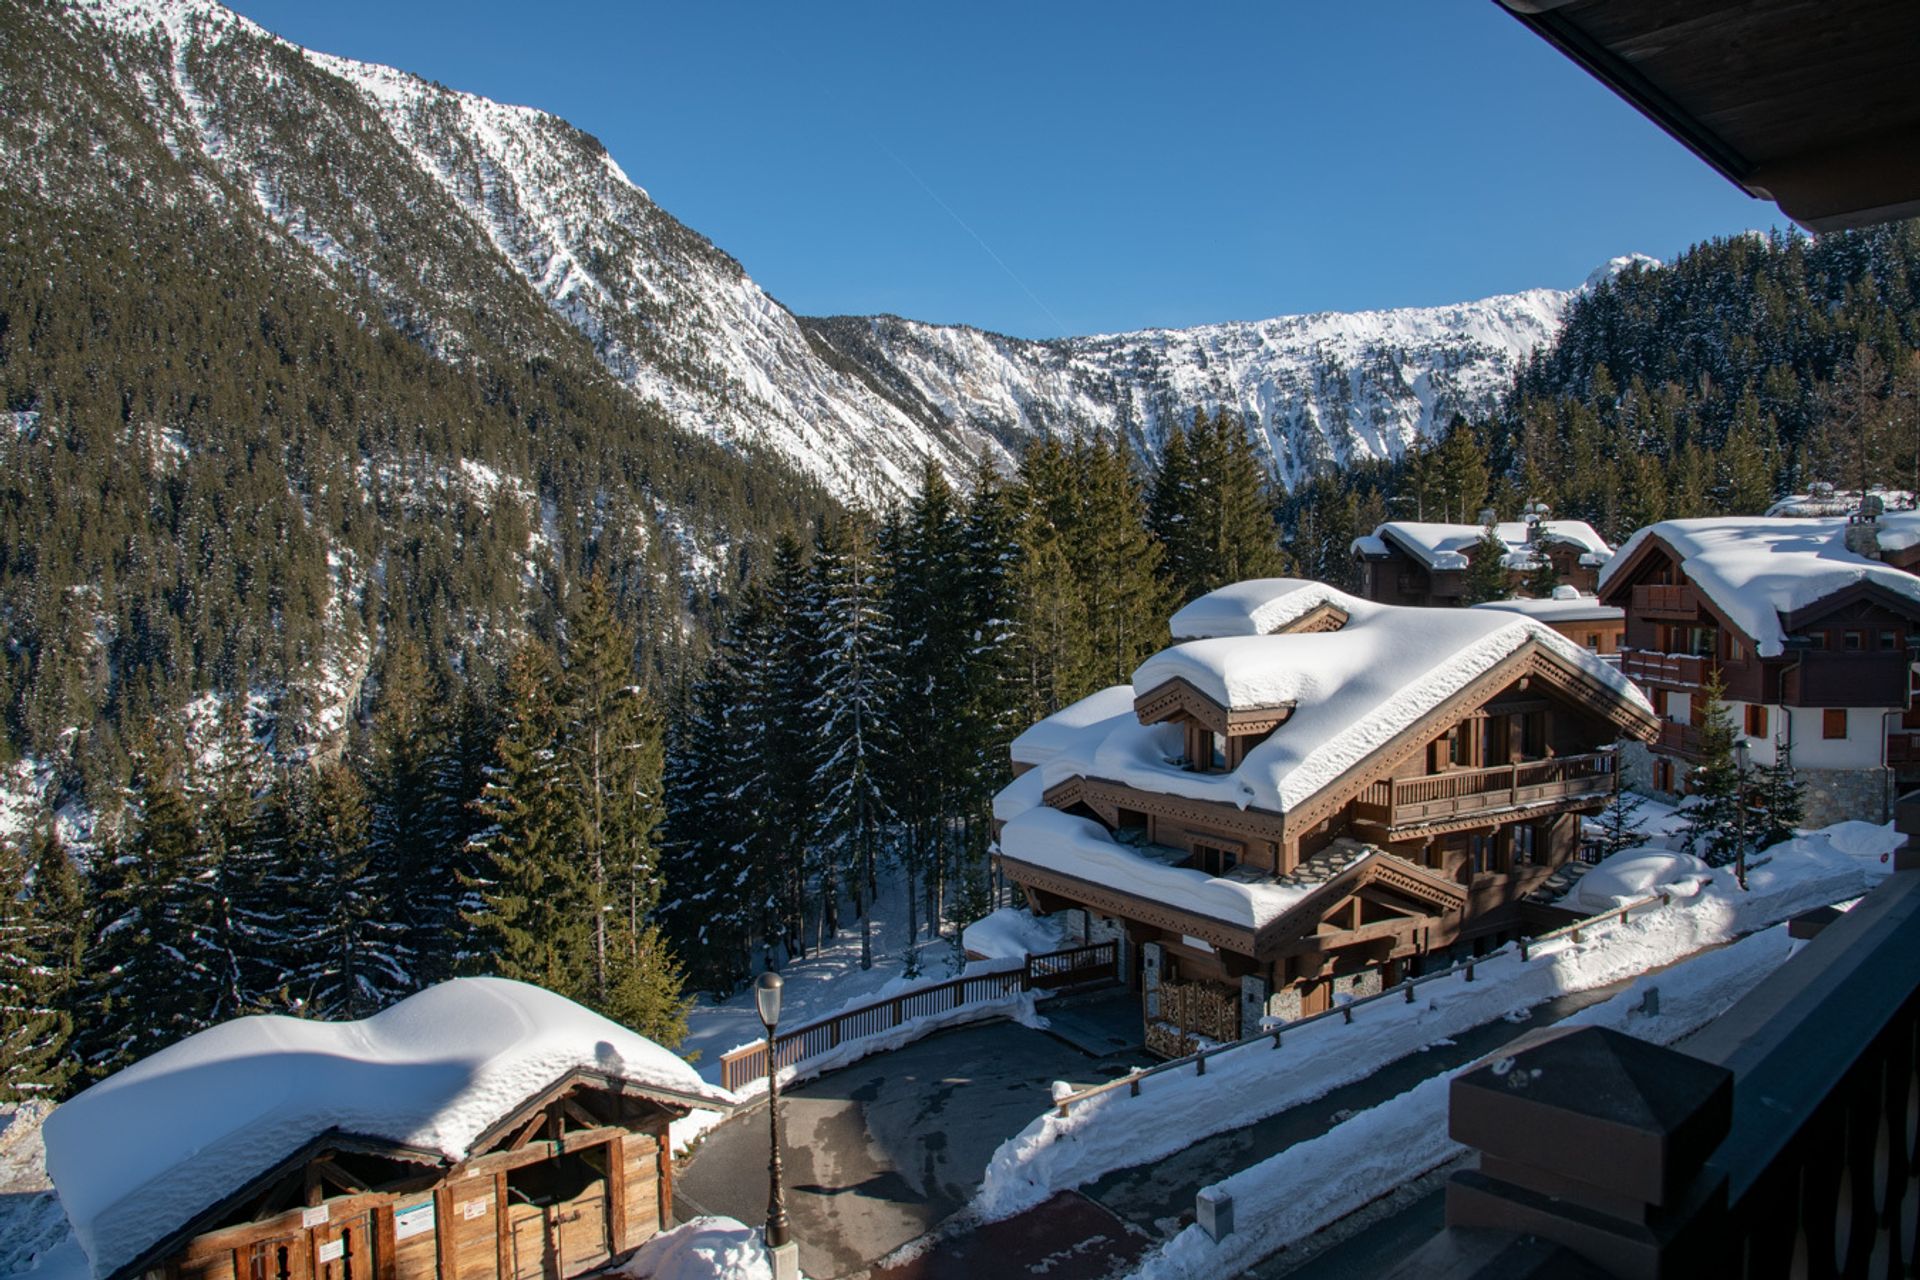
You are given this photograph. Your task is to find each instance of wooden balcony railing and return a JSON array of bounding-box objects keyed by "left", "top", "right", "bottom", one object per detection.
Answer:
[
  {"left": 1355, "top": 752, "right": 1616, "bottom": 830},
  {"left": 1656, "top": 720, "right": 1706, "bottom": 759},
  {"left": 1631, "top": 582, "right": 1699, "bottom": 618},
  {"left": 1619, "top": 648, "right": 1712, "bottom": 689}
]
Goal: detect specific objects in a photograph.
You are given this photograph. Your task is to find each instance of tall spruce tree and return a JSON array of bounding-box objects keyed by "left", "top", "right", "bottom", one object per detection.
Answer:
[
  {"left": 363, "top": 637, "right": 459, "bottom": 986},
  {"left": 1154, "top": 408, "right": 1286, "bottom": 603},
  {"left": 1463, "top": 519, "right": 1512, "bottom": 605},
  {"left": 1676, "top": 673, "right": 1745, "bottom": 866},
  {"left": 1071, "top": 436, "right": 1168, "bottom": 689},
  {"left": 282, "top": 759, "right": 396, "bottom": 1018},
  {"left": 0, "top": 828, "right": 72, "bottom": 1100}
]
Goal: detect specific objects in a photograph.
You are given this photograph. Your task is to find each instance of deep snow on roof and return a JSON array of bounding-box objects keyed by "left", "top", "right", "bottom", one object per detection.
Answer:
[
  {"left": 1601, "top": 517, "right": 1920, "bottom": 657},
  {"left": 1168, "top": 579, "right": 1363, "bottom": 640},
  {"left": 1358, "top": 520, "right": 1612, "bottom": 572},
  {"left": 1009, "top": 685, "right": 1136, "bottom": 767},
  {"left": 997, "top": 589, "right": 1649, "bottom": 824},
  {"left": 1472, "top": 590, "right": 1622, "bottom": 624},
  {"left": 44, "top": 978, "right": 734, "bottom": 1280}
]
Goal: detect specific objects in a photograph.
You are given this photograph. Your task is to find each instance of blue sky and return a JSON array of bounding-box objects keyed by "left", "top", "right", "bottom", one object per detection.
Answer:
[{"left": 225, "top": 1, "right": 1773, "bottom": 339}]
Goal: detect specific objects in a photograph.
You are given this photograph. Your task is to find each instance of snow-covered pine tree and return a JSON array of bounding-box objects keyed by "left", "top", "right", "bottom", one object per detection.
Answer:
[
  {"left": 464, "top": 642, "right": 595, "bottom": 1001},
  {"left": 560, "top": 573, "right": 669, "bottom": 1012},
  {"left": 0, "top": 827, "right": 73, "bottom": 1101},
  {"left": 1524, "top": 546, "right": 1560, "bottom": 598},
  {"left": 362, "top": 637, "right": 460, "bottom": 987},
  {"left": 1463, "top": 519, "right": 1511, "bottom": 605},
  {"left": 956, "top": 464, "right": 1023, "bottom": 926},
  {"left": 1591, "top": 758, "right": 1647, "bottom": 862},
  {"left": 196, "top": 695, "right": 269, "bottom": 1018},
  {"left": 805, "top": 515, "right": 898, "bottom": 969},
  {"left": 78, "top": 741, "right": 222, "bottom": 1074},
  {"left": 1752, "top": 735, "right": 1807, "bottom": 848},
  {"left": 761, "top": 535, "right": 822, "bottom": 958},
  {"left": 660, "top": 658, "right": 756, "bottom": 994},
  {"left": 283, "top": 759, "right": 405, "bottom": 1019},
  {"left": 1676, "top": 673, "right": 1745, "bottom": 866}
]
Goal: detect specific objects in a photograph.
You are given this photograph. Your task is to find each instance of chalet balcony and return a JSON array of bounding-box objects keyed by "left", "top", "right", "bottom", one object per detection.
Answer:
[
  {"left": 1889, "top": 730, "right": 1920, "bottom": 765},
  {"left": 1618, "top": 648, "right": 1712, "bottom": 689},
  {"left": 1630, "top": 582, "right": 1699, "bottom": 619},
  {"left": 1780, "top": 649, "right": 1913, "bottom": 708},
  {"left": 1355, "top": 752, "right": 1616, "bottom": 832},
  {"left": 1655, "top": 720, "right": 1705, "bottom": 759}
]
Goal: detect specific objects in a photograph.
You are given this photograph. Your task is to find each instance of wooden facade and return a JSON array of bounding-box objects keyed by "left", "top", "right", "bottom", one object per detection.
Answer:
[
  {"left": 998, "top": 624, "right": 1657, "bottom": 1050},
  {"left": 1354, "top": 526, "right": 1605, "bottom": 610},
  {"left": 134, "top": 1071, "right": 704, "bottom": 1280}
]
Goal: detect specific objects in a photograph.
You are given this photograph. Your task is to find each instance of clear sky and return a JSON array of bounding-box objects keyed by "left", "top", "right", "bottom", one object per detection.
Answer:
[{"left": 223, "top": 0, "right": 1774, "bottom": 340}]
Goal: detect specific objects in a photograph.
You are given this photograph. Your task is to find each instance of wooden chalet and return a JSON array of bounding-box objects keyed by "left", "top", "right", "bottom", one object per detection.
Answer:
[
  {"left": 41, "top": 979, "right": 737, "bottom": 1280},
  {"left": 1472, "top": 589, "right": 1624, "bottom": 659},
  {"left": 1598, "top": 517, "right": 1920, "bottom": 822},
  {"left": 992, "top": 579, "right": 1657, "bottom": 1055},
  {"left": 1350, "top": 520, "right": 1612, "bottom": 608}
]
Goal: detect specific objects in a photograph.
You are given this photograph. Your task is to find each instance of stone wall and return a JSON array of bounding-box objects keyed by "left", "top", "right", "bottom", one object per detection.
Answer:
[
  {"left": 1800, "top": 765, "right": 1892, "bottom": 828},
  {"left": 1239, "top": 975, "right": 1270, "bottom": 1038},
  {"left": 1064, "top": 908, "right": 1132, "bottom": 977}
]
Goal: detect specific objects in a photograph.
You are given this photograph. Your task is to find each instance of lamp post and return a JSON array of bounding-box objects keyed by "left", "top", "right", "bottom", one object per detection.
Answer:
[
  {"left": 1734, "top": 737, "right": 1752, "bottom": 891},
  {"left": 754, "top": 971, "right": 798, "bottom": 1278}
]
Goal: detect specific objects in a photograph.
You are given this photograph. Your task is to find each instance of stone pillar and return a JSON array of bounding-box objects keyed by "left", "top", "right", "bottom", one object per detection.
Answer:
[
  {"left": 1142, "top": 942, "right": 1164, "bottom": 1019},
  {"left": 1239, "top": 974, "right": 1270, "bottom": 1038},
  {"left": 1444, "top": 1024, "right": 1733, "bottom": 1278}
]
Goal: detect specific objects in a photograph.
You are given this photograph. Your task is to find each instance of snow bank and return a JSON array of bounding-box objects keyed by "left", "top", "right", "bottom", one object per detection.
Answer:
[
  {"left": 971, "top": 826, "right": 1873, "bottom": 1223},
  {"left": 962, "top": 907, "right": 1073, "bottom": 962},
  {"left": 44, "top": 978, "right": 736, "bottom": 1280},
  {"left": 1600, "top": 518, "right": 1920, "bottom": 657},
  {"left": 1574, "top": 849, "right": 1712, "bottom": 912},
  {"left": 609, "top": 1216, "right": 772, "bottom": 1280},
  {"left": 1131, "top": 922, "right": 1801, "bottom": 1280}
]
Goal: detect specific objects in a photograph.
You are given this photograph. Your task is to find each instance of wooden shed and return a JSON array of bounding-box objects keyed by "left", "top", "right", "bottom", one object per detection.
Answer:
[{"left": 41, "top": 979, "right": 737, "bottom": 1280}]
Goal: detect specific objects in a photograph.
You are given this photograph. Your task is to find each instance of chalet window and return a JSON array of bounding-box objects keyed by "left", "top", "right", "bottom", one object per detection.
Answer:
[
  {"left": 1808, "top": 632, "right": 1828, "bottom": 649},
  {"left": 1652, "top": 758, "right": 1674, "bottom": 791},
  {"left": 1469, "top": 833, "right": 1495, "bottom": 876},
  {"left": 1845, "top": 631, "right": 1864, "bottom": 652},
  {"left": 1727, "top": 636, "right": 1744, "bottom": 661},
  {"left": 1512, "top": 824, "right": 1538, "bottom": 867},
  {"left": 1449, "top": 724, "right": 1470, "bottom": 768},
  {"left": 1190, "top": 842, "right": 1237, "bottom": 877},
  {"left": 1882, "top": 631, "right": 1901, "bottom": 651},
  {"left": 1745, "top": 704, "right": 1769, "bottom": 737},
  {"left": 1685, "top": 626, "right": 1715, "bottom": 657},
  {"left": 1210, "top": 731, "right": 1228, "bottom": 771},
  {"left": 1586, "top": 633, "right": 1601, "bottom": 649},
  {"left": 1823, "top": 708, "right": 1848, "bottom": 739}
]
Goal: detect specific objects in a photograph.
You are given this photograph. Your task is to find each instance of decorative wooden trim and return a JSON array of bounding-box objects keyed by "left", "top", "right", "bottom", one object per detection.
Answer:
[
  {"left": 1390, "top": 794, "right": 1608, "bottom": 841},
  {"left": 1272, "top": 603, "right": 1350, "bottom": 635},
  {"left": 1133, "top": 675, "right": 1296, "bottom": 736},
  {"left": 1076, "top": 777, "right": 1286, "bottom": 845}
]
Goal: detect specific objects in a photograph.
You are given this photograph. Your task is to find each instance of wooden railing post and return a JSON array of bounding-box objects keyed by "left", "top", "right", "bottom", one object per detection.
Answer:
[{"left": 1444, "top": 1025, "right": 1732, "bottom": 1278}]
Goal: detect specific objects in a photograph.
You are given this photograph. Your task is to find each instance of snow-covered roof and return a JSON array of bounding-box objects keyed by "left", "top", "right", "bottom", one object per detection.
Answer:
[
  {"left": 1601, "top": 517, "right": 1920, "bottom": 657},
  {"left": 1359, "top": 520, "right": 1612, "bottom": 572},
  {"left": 1168, "top": 579, "right": 1362, "bottom": 640},
  {"left": 1878, "top": 510, "right": 1920, "bottom": 554},
  {"left": 44, "top": 978, "right": 735, "bottom": 1280},
  {"left": 1765, "top": 489, "right": 1915, "bottom": 518},
  {"left": 999, "top": 808, "right": 1318, "bottom": 931},
  {"left": 1009, "top": 685, "right": 1137, "bottom": 768},
  {"left": 998, "top": 590, "right": 1650, "bottom": 824},
  {"left": 1471, "top": 589, "right": 1622, "bottom": 625}
]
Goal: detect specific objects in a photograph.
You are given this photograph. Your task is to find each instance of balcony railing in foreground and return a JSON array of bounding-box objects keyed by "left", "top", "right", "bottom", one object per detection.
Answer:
[{"left": 1383, "top": 841, "right": 1920, "bottom": 1279}]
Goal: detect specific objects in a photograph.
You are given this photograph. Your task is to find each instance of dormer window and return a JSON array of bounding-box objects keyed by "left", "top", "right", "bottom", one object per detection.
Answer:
[{"left": 1210, "top": 732, "right": 1228, "bottom": 771}]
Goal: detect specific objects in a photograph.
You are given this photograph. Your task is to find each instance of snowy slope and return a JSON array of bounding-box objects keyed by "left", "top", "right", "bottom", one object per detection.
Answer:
[{"left": 40, "top": 0, "right": 1646, "bottom": 503}]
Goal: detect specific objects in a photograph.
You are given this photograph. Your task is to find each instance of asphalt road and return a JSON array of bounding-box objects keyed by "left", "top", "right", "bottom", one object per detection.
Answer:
[{"left": 674, "top": 993, "right": 1147, "bottom": 1280}]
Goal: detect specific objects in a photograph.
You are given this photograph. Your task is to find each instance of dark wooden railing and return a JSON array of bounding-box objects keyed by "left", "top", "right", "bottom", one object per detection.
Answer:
[
  {"left": 1619, "top": 648, "right": 1712, "bottom": 689},
  {"left": 1658, "top": 720, "right": 1705, "bottom": 758},
  {"left": 1387, "top": 843, "right": 1920, "bottom": 1280},
  {"left": 1357, "top": 751, "right": 1616, "bottom": 828},
  {"left": 717, "top": 941, "right": 1119, "bottom": 1092}
]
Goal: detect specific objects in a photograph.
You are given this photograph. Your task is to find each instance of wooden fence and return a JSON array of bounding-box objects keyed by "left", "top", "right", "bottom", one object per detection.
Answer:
[
  {"left": 1047, "top": 890, "right": 1673, "bottom": 1118},
  {"left": 718, "top": 940, "right": 1119, "bottom": 1092}
]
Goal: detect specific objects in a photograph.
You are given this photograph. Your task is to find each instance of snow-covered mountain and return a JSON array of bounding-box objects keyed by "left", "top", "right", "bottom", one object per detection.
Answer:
[{"left": 26, "top": 0, "right": 1645, "bottom": 502}]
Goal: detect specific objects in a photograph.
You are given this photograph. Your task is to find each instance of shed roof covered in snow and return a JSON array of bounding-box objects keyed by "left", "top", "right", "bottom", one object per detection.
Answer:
[
  {"left": 1168, "top": 578, "right": 1360, "bottom": 640},
  {"left": 1600, "top": 517, "right": 1920, "bottom": 656},
  {"left": 43, "top": 978, "right": 735, "bottom": 1280},
  {"left": 1472, "top": 589, "right": 1622, "bottom": 624}
]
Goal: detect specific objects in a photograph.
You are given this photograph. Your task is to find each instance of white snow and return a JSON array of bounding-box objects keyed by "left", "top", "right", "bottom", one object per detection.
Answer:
[
  {"left": 962, "top": 907, "right": 1075, "bottom": 962},
  {"left": 970, "top": 821, "right": 1880, "bottom": 1223},
  {"left": 1573, "top": 849, "right": 1714, "bottom": 911},
  {"left": 1129, "top": 919, "right": 1803, "bottom": 1280},
  {"left": 607, "top": 1216, "right": 772, "bottom": 1280},
  {"left": 1008, "top": 685, "right": 1137, "bottom": 770},
  {"left": 1167, "top": 579, "right": 1357, "bottom": 640},
  {"left": 43, "top": 978, "right": 735, "bottom": 1280},
  {"left": 999, "top": 809, "right": 1317, "bottom": 931},
  {"left": 1360, "top": 521, "right": 1612, "bottom": 573},
  {"left": 1600, "top": 517, "right": 1920, "bottom": 657},
  {"left": 1471, "top": 591, "right": 1621, "bottom": 625}
]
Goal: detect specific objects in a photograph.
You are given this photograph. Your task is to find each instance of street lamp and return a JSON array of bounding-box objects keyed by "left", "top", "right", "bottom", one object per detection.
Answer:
[
  {"left": 1734, "top": 738, "right": 1752, "bottom": 891},
  {"left": 753, "top": 971, "right": 793, "bottom": 1258}
]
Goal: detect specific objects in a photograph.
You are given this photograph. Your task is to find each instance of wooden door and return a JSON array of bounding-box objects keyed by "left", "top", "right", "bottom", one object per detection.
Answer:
[{"left": 311, "top": 1213, "right": 374, "bottom": 1280}]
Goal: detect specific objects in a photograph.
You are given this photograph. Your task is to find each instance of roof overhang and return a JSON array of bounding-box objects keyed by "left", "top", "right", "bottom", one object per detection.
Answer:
[{"left": 1496, "top": 0, "right": 1920, "bottom": 232}]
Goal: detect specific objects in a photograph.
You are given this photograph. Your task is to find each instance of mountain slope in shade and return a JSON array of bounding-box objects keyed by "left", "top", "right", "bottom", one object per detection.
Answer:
[{"left": 28, "top": 0, "right": 1645, "bottom": 501}]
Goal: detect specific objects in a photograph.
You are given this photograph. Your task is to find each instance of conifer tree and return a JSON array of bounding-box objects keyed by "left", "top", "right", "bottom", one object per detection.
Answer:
[
  {"left": 283, "top": 759, "right": 396, "bottom": 1018},
  {"left": 465, "top": 642, "right": 595, "bottom": 1000},
  {"left": 603, "top": 922, "right": 693, "bottom": 1048},
  {"left": 1677, "top": 673, "right": 1745, "bottom": 866},
  {"left": 1147, "top": 417, "right": 1202, "bottom": 596},
  {"left": 198, "top": 695, "right": 268, "bottom": 1017},
  {"left": 1179, "top": 407, "right": 1287, "bottom": 599},
  {"left": 0, "top": 829, "right": 73, "bottom": 1100},
  {"left": 1752, "top": 735, "right": 1806, "bottom": 848},
  {"left": 1591, "top": 764, "right": 1647, "bottom": 862},
  {"left": 1523, "top": 546, "right": 1560, "bottom": 598},
  {"left": 1463, "top": 519, "right": 1511, "bottom": 605},
  {"left": 1071, "top": 436, "right": 1168, "bottom": 688},
  {"left": 363, "top": 637, "right": 458, "bottom": 986}
]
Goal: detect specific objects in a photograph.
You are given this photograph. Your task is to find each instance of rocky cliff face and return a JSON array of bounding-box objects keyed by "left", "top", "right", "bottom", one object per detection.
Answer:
[{"left": 24, "top": 0, "right": 1640, "bottom": 503}]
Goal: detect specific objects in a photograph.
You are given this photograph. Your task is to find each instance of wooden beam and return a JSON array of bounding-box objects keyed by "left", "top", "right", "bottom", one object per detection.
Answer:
[
  {"left": 606, "top": 1136, "right": 628, "bottom": 1252},
  {"left": 505, "top": 1110, "right": 548, "bottom": 1153},
  {"left": 373, "top": 1206, "right": 397, "bottom": 1280},
  {"left": 433, "top": 1187, "right": 458, "bottom": 1280},
  {"left": 493, "top": 1172, "right": 511, "bottom": 1280}
]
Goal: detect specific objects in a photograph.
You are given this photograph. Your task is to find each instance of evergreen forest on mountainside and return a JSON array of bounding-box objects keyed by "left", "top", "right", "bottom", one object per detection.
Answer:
[{"left": 3, "top": 2, "right": 1919, "bottom": 1095}]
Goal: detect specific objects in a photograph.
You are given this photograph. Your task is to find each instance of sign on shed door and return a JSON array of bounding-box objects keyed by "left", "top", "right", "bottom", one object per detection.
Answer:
[{"left": 310, "top": 1213, "right": 374, "bottom": 1280}]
